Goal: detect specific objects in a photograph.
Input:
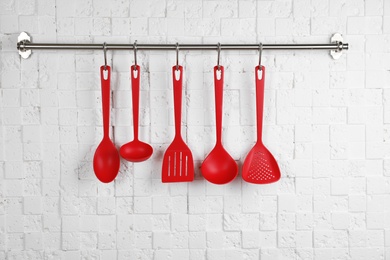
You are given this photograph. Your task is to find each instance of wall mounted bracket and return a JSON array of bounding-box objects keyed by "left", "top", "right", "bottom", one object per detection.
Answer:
[
  {"left": 17, "top": 32, "right": 32, "bottom": 59},
  {"left": 330, "top": 33, "right": 344, "bottom": 60}
]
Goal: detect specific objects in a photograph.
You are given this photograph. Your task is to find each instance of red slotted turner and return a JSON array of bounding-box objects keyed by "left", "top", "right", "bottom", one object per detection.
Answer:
[
  {"left": 162, "top": 66, "right": 194, "bottom": 182},
  {"left": 242, "top": 66, "right": 281, "bottom": 184}
]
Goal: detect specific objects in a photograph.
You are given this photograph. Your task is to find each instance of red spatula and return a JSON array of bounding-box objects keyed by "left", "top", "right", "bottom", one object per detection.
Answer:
[
  {"left": 161, "top": 66, "right": 194, "bottom": 182},
  {"left": 242, "top": 66, "right": 281, "bottom": 184}
]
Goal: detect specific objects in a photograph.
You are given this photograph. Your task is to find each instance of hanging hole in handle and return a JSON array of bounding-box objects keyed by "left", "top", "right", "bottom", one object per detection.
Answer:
[
  {"left": 257, "top": 66, "right": 263, "bottom": 80},
  {"left": 174, "top": 69, "right": 181, "bottom": 81},
  {"left": 132, "top": 68, "right": 138, "bottom": 79},
  {"left": 103, "top": 69, "right": 109, "bottom": 80},
  {"left": 216, "top": 69, "right": 222, "bottom": 80}
]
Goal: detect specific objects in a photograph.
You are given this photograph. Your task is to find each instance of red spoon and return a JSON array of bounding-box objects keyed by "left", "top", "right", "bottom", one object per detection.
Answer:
[
  {"left": 242, "top": 66, "right": 281, "bottom": 184},
  {"left": 201, "top": 66, "right": 238, "bottom": 184},
  {"left": 120, "top": 65, "right": 153, "bottom": 162},
  {"left": 93, "top": 66, "right": 120, "bottom": 183}
]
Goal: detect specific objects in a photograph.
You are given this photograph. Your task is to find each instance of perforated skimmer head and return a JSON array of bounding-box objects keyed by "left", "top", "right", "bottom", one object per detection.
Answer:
[{"left": 244, "top": 149, "right": 280, "bottom": 183}]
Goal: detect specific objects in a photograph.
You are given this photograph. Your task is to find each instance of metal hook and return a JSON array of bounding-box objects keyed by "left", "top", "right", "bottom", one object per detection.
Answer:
[
  {"left": 133, "top": 40, "right": 138, "bottom": 70},
  {"left": 103, "top": 42, "right": 108, "bottom": 70},
  {"left": 217, "top": 42, "right": 221, "bottom": 70},
  {"left": 176, "top": 42, "right": 179, "bottom": 70},
  {"left": 258, "top": 42, "right": 263, "bottom": 70}
]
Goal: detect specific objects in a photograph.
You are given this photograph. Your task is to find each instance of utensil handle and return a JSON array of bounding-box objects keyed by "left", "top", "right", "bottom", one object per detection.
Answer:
[
  {"left": 100, "top": 66, "right": 111, "bottom": 139},
  {"left": 172, "top": 66, "right": 183, "bottom": 137},
  {"left": 131, "top": 65, "right": 140, "bottom": 140},
  {"left": 255, "top": 65, "right": 265, "bottom": 141},
  {"left": 214, "top": 66, "right": 224, "bottom": 145}
]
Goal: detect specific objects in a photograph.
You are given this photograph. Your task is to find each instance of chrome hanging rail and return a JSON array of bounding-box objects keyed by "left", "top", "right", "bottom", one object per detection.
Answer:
[{"left": 17, "top": 32, "right": 348, "bottom": 60}]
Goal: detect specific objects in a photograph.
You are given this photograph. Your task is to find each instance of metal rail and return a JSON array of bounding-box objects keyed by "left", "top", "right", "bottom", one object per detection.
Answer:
[
  {"left": 18, "top": 42, "right": 348, "bottom": 51},
  {"left": 17, "top": 32, "right": 348, "bottom": 59}
]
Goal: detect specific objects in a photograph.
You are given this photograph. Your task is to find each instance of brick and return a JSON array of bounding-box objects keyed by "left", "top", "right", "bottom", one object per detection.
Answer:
[
  {"left": 348, "top": 16, "right": 383, "bottom": 35},
  {"left": 80, "top": 215, "right": 99, "bottom": 232},
  {"left": 4, "top": 180, "right": 23, "bottom": 197},
  {"left": 365, "top": 0, "right": 384, "bottom": 15},
  {"left": 278, "top": 195, "right": 296, "bottom": 212},
  {"left": 101, "top": 216, "right": 119, "bottom": 233},
  {"left": 6, "top": 233, "right": 23, "bottom": 252},
  {"left": 62, "top": 232, "right": 80, "bottom": 250},
  {"left": 62, "top": 216, "right": 80, "bottom": 232},
  {"left": 384, "top": 16, "right": 390, "bottom": 33},
  {"left": 367, "top": 212, "right": 384, "bottom": 229},
  {"left": 258, "top": 0, "right": 292, "bottom": 18},
  {"left": 134, "top": 197, "right": 152, "bottom": 213},
  {"left": 25, "top": 232, "right": 43, "bottom": 250},
  {"left": 79, "top": 232, "right": 97, "bottom": 249},
  {"left": 152, "top": 196, "right": 172, "bottom": 214},
  {"left": 132, "top": 214, "right": 152, "bottom": 232},
  {"left": 296, "top": 231, "right": 312, "bottom": 248},
  {"left": 153, "top": 231, "right": 172, "bottom": 249},
  {"left": 189, "top": 231, "right": 205, "bottom": 249},
  {"left": 23, "top": 197, "right": 42, "bottom": 215},
  {"left": 4, "top": 161, "right": 24, "bottom": 179},
  {"left": 296, "top": 212, "right": 314, "bottom": 230},
  {"left": 278, "top": 213, "right": 295, "bottom": 230},
  {"left": 116, "top": 215, "right": 133, "bottom": 232},
  {"left": 367, "top": 195, "right": 385, "bottom": 212},
  {"left": 98, "top": 232, "right": 116, "bottom": 249},
  {"left": 259, "top": 213, "right": 276, "bottom": 231},
  {"left": 172, "top": 232, "right": 189, "bottom": 250},
  {"left": 203, "top": 1, "right": 238, "bottom": 18},
  {"left": 131, "top": 232, "right": 149, "bottom": 249},
  {"left": 314, "top": 230, "right": 348, "bottom": 248},
  {"left": 43, "top": 233, "right": 61, "bottom": 250},
  {"left": 312, "top": 17, "right": 347, "bottom": 36},
  {"left": 349, "top": 195, "right": 367, "bottom": 212},
  {"left": 97, "top": 197, "right": 116, "bottom": 215},
  {"left": 331, "top": 212, "right": 350, "bottom": 230},
  {"left": 366, "top": 230, "right": 384, "bottom": 246},
  {"left": 0, "top": 15, "right": 18, "bottom": 33},
  {"left": 276, "top": 18, "right": 310, "bottom": 36},
  {"left": 329, "top": 0, "right": 364, "bottom": 16},
  {"left": 6, "top": 215, "right": 23, "bottom": 232}
]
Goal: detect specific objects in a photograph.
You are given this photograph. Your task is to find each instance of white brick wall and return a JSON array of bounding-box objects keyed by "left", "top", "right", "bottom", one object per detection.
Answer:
[{"left": 1, "top": 0, "right": 390, "bottom": 259}]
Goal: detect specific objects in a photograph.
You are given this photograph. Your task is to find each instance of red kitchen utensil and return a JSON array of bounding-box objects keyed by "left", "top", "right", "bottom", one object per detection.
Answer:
[
  {"left": 161, "top": 66, "right": 194, "bottom": 182},
  {"left": 93, "top": 66, "right": 120, "bottom": 183},
  {"left": 201, "top": 66, "right": 238, "bottom": 184},
  {"left": 242, "top": 66, "right": 281, "bottom": 184},
  {"left": 120, "top": 65, "right": 153, "bottom": 162}
]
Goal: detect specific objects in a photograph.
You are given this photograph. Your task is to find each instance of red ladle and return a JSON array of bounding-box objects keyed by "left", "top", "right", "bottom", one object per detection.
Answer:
[
  {"left": 120, "top": 65, "right": 153, "bottom": 162},
  {"left": 201, "top": 66, "right": 238, "bottom": 184},
  {"left": 93, "top": 66, "right": 120, "bottom": 183}
]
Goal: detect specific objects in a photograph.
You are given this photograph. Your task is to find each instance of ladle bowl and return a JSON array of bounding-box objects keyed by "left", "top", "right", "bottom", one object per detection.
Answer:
[
  {"left": 201, "top": 145, "right": 238, "bottom": 184},
  {"left": 120, "top": 139, "right": 153, "bottom": 162}
]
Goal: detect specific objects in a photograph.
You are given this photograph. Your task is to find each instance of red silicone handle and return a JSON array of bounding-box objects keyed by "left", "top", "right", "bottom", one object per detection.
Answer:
[
  {"left": 131, "top": 65, "right": 140, "bottom": 140},
  {"left": 214, "top": 66, "right": 224, "bottom": 145},
  {"left": 100, "top": 66, "right": 111, "bottom": 139},
  {"left": 172, "top": 66, "right": 183, "bottom": 139},
  {"left": 255, "top": 65, "right": 265, "bottom": 141}
]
